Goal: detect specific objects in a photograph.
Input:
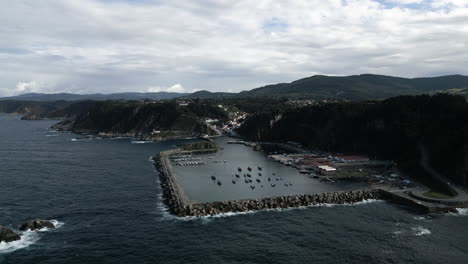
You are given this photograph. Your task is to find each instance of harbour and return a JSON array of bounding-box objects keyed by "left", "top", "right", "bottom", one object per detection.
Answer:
[{"left": 154, "top": 137, "right": 468, "bottom": 216}]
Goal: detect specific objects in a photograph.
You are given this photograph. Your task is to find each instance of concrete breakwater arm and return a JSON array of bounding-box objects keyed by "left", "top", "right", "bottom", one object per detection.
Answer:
[
  {"left": 152, "top": 149, "right": 191, "bottom": 216},
  {"left": 153, "top": 150, "right": 385, "bottom": 216},
  {"left": 152, "top": 148, "right": 466, "bottom": 216},
  {"left": 185, "top": 189, "right": 383, "bottom": 217}
]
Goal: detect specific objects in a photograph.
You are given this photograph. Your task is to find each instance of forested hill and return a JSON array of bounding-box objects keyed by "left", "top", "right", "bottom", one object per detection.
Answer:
[
  {"left": 186, "top": 74, "right": 468, "bottom": 100},
  {"left": 3, "top": 74, "right": 468, "bottom": 102},
  {"left": 240, "top": 74, "right": 468, "bottom": 100},
  {"left": 1, "top": 92, "right": 187, "bottom": 101},
  {"left": 52, "top": 100, "right": 228, "bottom": 141},
  {"left": 0, "top": 100, "right": 98, "bottom": 120},
  {"left": 237, "top": 94, "right": 468, "bottom": 188}
]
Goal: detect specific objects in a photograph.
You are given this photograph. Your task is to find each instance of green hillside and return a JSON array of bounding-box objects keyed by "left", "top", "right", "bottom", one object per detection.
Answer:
[{"left": 238, "top": 74, "right": 468, "bottom": 100}]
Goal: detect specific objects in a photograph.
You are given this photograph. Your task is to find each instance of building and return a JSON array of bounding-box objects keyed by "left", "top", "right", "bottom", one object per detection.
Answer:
[
  {"left": 176, "top": 100, "right": 189, "bottom": 106},
  {"left": 317, "top": 165, "right": 337, "bottom": 175}
]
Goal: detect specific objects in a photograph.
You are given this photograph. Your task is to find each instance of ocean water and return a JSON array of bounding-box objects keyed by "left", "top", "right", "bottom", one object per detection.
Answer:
[{"left": 0, "top": 114, "right": 467, "bottom": 264}]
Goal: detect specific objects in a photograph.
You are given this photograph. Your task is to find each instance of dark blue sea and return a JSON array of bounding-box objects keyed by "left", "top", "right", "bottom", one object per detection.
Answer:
[{"left": 1, "top": 115, "right": 467, "bottom": 264}]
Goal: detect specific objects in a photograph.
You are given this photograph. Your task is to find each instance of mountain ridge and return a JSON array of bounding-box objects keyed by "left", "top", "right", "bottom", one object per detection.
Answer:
[
  {"left": 3, "top": 74, "right": 468, "bottom": 101},
  {"left": 0, "top": 92, "right": 188, "bottom": 101}
]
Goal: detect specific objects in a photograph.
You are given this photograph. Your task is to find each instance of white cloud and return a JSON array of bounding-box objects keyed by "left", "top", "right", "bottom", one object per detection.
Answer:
[
  {"left": 146, "top": 84, "right": 191, "bottom": 93},
  {"left": 15, "top": 81, "right": 41, "bottom": 93},
  {"left": 0, "top": 0, "right": 468, "bottom": 96},
  {"left": 386, "top": 0, "right": 424, "bottom": 4},
  {"left": 431, "top": 0, "right": 468, "bottom": 8}
]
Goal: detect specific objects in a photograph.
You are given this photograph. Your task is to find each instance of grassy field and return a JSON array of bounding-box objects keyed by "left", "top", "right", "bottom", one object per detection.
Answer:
[{"left": 423, "top": 191, "right": 454, "bottom": 199}]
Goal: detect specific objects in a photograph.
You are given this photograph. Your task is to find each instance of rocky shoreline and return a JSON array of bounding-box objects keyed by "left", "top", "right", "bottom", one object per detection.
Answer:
[
  {"left": 0, "top": 219, "right": 56, "bottom": 244},
  {"left": 153, "top": 150, "right": 385, "bottom": 217}
]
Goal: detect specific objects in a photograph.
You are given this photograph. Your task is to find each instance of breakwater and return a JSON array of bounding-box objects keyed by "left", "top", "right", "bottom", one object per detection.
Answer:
[
  {"left": 153, "top": 146, "right": 468, "bottom": 216},
  {"left": 153, "top": 150, "right": 384, "bottom": 217}
]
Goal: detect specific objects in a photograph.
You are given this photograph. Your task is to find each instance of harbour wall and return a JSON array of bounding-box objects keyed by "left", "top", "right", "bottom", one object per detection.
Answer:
[
  {"left": 153, "top": 150, "right": 384, "bottom": 217},
  {"left": 154, "top": 147, "right": 468, "bottom": 216}
]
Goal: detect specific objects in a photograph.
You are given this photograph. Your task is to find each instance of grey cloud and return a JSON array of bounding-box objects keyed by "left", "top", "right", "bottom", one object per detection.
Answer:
[{"left": 0, "top": 0, "right": 467, "bottom": 96}]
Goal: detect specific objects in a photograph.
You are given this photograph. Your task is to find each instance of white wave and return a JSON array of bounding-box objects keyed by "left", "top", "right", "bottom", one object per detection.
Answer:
[
  {"left": 155, "top": 199, "right": 382, "bottom": 222},
  {"left": 131, "top": 140, "right": 152, "bottom": 144},
  {"left": 340, "top": 199, "right": 382, "bottom": 206},
  {"left": 413, "top": 216, "right": 428, "bottom": 221},
  {"left": 454, "top": 208, "right": 468, "bottom": 216},
  {"left": 412, "top": 226, "right": 431, "bottom": 236},
  {"left": 108, "top": 137, "right": 129, "bottom": 140},
  {"left": 0, "top": 230, "right": 39, "bottom": 254},
  {"left": 36, "top": 220, "right": 64, "bottom": 231},
  {"left": 71, "top": 138, "right": 78, "bottom": 142},
  {"left": 45, "top": 134, "right": 58, "bottom": 137},
  {"left": 0, "top": 220, "right": 64, "bottom": 254},
  {"left": 312, "top": 199, "right": 382, "bottom": 208},
  {"left": 447, "top": 208, "right": 468, "bottom": 217}
]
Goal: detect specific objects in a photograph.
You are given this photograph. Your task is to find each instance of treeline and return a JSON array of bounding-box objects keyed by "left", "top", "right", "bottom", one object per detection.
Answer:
[
  {"left": 238, "top": 94, "right": 468, "bottom": 187},
  {"left": 52, "top": 100, "right": 229, "bottom": 138},
  {"left": 0, "top": 100, "right": 69, "bottom": 115},
  {"left": 0, "top": 100, "right": 98, "bottom": 120}
]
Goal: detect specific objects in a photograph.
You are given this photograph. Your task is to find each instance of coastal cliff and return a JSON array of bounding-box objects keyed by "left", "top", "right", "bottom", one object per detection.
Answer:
[
  {"left": 237, "top": 94, "right": 468, "bottom": 189},
  {"left": 0, "top": 100, "right": 98, "bottom": 120},
  {"left": 52, "top": 100, "right": 228, "bottom": 141}
]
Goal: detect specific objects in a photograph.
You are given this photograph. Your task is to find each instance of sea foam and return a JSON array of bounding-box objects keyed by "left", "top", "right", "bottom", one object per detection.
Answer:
[
  {"left": 447, "top": 208, "right": 468, "bottom": 217},
  {"left": 0, "top": 220, "right": 64, "bottom": 254},
  {"left": 155, "top": 195, "right": 382, "bottom": 222},
  {"left": 412, "top": 226, "right": 431, "bottom": 236},
  {"left": 0, "top": 231, "right": 40, "bottom": 254},
  {"left": 131, "top": 140, "right": 151, "bottom": 144},
  {"left": 455, "top": 208, "right": 468, "bottom": 216}
]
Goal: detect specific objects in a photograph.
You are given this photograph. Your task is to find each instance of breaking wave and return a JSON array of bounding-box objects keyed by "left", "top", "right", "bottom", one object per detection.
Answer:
[
  {"left": 155, "top": 198, "right": 382, "bottom": 222},
  {"left": 0, "top": 230, "right": 40, "bottom": 254},
  {"left": 131, "top": 140, "right": 153, "bottom": 144},
  {"left": 0, "top": 220, "right": 64, "bottom": 254},
  {"left": 412, "top": 226, "right": 431, "bottom": 236},
  {"left": 447, "top": 208, "right": 468, "bottom": 217},
  {"left": 454, "top": 208, "right": 468, "bottom": 216}
]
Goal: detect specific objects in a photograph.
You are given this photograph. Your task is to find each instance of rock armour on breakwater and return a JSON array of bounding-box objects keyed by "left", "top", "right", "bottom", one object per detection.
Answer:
[{"left": 153, "top": 151, "right": 384, "bottom": 217}]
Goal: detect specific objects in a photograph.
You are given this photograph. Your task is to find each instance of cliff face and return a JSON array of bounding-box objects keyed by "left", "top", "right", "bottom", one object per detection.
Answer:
[
  {"left": 238, "top": 94, "right": 468, "bottom": 187},
  {"left": 0, "top": 100, "right": 70, "bottom": 116},
  {"left": 52, "top": 101, "right": 225, "bottom": 140},
  {"left": 0, "top": 100, "right": 98, "bottom": 120}
]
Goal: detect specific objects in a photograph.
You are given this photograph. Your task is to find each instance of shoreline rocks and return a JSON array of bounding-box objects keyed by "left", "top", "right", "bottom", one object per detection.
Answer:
[
  {"left": 0, "top": 226, "right": 21, "bottom": 243},
  {"left": 19, "top": 220, "right": 55, "bottom": 231}
]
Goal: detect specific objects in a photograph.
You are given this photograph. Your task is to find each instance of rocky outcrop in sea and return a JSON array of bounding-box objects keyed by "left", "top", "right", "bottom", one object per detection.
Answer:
[
  {"left": 19, "top": 220, "right": 55, "bottom": 231},
  {"left": 0, "top": 226, "right": 21, "bottom": 243}
]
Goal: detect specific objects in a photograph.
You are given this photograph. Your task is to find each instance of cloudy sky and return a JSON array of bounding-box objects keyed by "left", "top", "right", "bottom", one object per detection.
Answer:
[{"left": 1, "top": 0, "right": 467, "bottom": 96}]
